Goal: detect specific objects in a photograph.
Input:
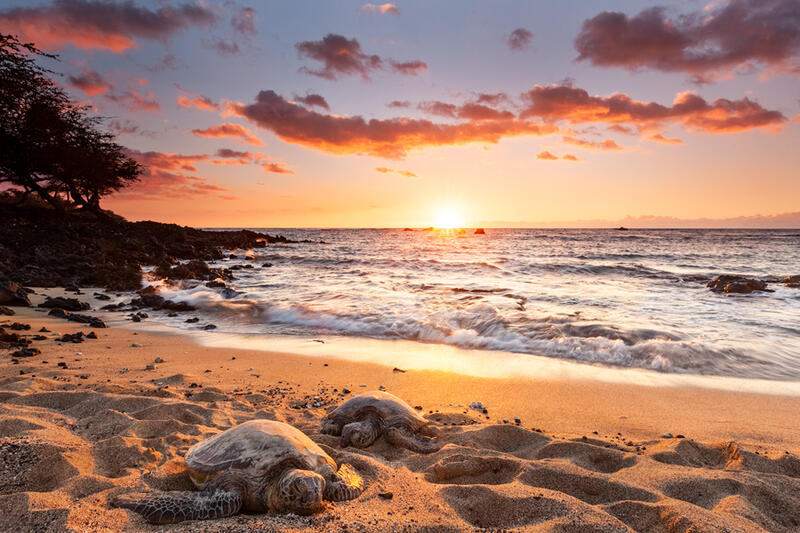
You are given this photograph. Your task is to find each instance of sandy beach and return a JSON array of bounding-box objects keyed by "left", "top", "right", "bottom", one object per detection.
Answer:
[{"left": 2, "top": 300, "right": 800, "bottom": 532}]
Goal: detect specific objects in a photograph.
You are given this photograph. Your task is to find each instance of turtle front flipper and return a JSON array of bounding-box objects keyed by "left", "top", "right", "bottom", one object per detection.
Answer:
[
  {"left": 113, "top": 489, "right": 243, "bottom": 524},
  {"left": 324, "top": 463, "right": 364, "bottom": 502},
  {"left": 386, "top": 426, "right": 442, "bottom": 454}
]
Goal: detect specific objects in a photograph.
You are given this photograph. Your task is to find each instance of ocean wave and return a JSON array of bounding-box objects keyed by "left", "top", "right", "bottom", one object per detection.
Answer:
[{"left": 150, "top": 284, "right": 777, "bottom": 379}]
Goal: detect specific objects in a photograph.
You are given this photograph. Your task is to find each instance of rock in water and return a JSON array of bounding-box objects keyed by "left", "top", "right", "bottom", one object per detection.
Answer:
[
  {"left": 707, "top": 275, "right": 770, "bottom": 294},
  {"left": 0, "top": 281, "right": 31, "bottom": 306}
]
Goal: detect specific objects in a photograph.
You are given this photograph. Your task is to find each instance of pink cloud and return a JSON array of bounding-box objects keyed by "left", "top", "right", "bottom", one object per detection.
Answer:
[
  {"left": 375, "top": 167, "right": 418, "bottom": 178},
  {"left": 575, "top": 0, "right": 800, "bottom": 82},
  {"left": 0, "top": 0, "right": 216, "bottom": 52},
  {"left": 360, "top": 3, "right": 400, "bottom": 15},
  {"left": 192, "top": 123, "right": 264, "bottom": 146}
]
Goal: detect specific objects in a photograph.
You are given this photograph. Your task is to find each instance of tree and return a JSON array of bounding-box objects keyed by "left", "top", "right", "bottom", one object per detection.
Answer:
[{"left": 0, "top": 34, "right": 141, "bottom": 213}]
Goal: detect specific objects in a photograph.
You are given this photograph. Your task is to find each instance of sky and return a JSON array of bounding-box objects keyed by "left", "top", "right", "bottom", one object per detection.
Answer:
[{"left": 1, "top": 0, "right": 799, "bottom": 227}]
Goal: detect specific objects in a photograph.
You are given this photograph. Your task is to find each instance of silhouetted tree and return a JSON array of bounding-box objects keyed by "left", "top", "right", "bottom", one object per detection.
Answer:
[{"left": 0, "top": 34, "right": 141, "bottom": 213}]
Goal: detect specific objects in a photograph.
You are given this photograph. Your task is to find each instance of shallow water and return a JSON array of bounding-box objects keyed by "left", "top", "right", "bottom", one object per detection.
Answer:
[{"left": 152, "top": 228, "right": 800, "bottom": 380}]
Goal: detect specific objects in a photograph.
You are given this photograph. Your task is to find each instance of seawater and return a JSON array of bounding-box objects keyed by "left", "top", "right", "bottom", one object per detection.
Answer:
[{"left": 151, "top": 229, "right": 800, "bottom": 381}]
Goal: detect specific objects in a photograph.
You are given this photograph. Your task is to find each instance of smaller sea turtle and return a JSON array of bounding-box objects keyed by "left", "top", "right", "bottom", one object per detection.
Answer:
[
  {"left": 113, "top": 420, "right": 363, "bottom": 524},
  {"left": 321, "top": 391, "right": 441, "bottom": 453}
]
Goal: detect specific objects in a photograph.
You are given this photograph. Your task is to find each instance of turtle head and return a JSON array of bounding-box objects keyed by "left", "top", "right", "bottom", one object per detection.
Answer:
[
  {"left": 341, "top": 420, "right": 377, "bottom": 449},
  {"left": 269, "top": 468, "right": 325, "bottom": 515}
]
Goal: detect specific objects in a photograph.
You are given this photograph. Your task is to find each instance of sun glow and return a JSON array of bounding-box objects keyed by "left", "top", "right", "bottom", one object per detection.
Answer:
[{"left": 433, "top": 207, "right": 464, "bottom": 229}]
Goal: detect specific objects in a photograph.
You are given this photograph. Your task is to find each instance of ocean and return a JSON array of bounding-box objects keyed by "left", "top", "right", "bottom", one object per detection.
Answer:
[{"left": 151, "top": 228, "right": 800, "bottom": 381}]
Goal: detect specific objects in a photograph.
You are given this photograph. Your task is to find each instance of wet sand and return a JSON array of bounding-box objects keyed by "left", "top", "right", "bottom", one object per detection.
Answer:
[{"left": 2, "top": 306, "right": 800, "bottom": 532}]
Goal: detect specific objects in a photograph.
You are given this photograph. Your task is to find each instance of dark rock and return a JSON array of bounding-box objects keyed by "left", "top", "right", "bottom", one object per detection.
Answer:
[
  {"left": 38, "top": 296, "right": 90, "bottom": 311},
  {"left": 0, "top": 207, "right": 292, "bottom": 291},
  {"left": 9, "top": 322, "right": 30, "bottom": 331},
  {"left": 48, "top": 308, "right": 68, "bottom": 318},
  {"left": 261, "top": 263, "right": 273, "bottom": 268},
  {"left": 131, "top": 293, "right": 165, "bottom": 309},
  {"left": 32, "top": 335, "right": 46, "bottom": 340},
  {"left": 47, "top": 308, "right": 106, "bottom": 328},
  {"left": 0, "top": 327, "right": 30, "bottom": 348},
  {"left": 93, "top": 292, "right": 111, "bottom": 301},
  {"left": 785, "top": 275, "right": 800, "bottom": 288},
  {"left": 58, "top": 332, "right": 84, "bottom": 343},
  {"left": 11, "top": 347, "right": 41, "bottom": 357},
  {"left": 100, "top": 302, "right": 125, "bottom": 311},
  {"left": 86, "top": 331, "right": 97, "bottom": 339},
  {"left": 206, "top": 279, "right": 226, "bottom": 288},
  {"left": 221, "top": 288, "right": 240, "bottom": 299},
  {"left": 0, "top": 281, "right": 31, "bottom": 306},
  {"left": 707, "top": 275, "right": 771, "bottom": 294},
  {"left": 203, "top": 324, "right": 217, "bottom": 330},
  {"left": 57, "top": 362, "right": 67, "bottom": 368},
  {"left": 0, "top": 305, "right": 14, "bottom": 316},
  {"left": 39, "top": 327, "right": 50, "bottom": 332},
  {"left": 185, "top": 317, "right": 200, "bottom": 323},
  {"left": 161, "top": 300, "right": 196, "bottom": 312}
]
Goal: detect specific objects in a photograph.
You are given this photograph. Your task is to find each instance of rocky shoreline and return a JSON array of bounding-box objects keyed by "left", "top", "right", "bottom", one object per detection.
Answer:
[{"left": 0, "top": 206, "right": 293, "bottom": 291}]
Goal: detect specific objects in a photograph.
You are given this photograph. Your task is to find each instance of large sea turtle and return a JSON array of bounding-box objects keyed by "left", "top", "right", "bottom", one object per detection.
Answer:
[
  {"left": 113, "top": 419, "right": 364, "bottom": 524},
  {"left": 321, "top": 391, "right": 441, "bottom": 453}
]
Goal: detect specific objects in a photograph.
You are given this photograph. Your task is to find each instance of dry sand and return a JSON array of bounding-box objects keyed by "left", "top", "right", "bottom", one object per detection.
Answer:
[{"left": 2, "top": 305, "right": 800, "bottom": 532}]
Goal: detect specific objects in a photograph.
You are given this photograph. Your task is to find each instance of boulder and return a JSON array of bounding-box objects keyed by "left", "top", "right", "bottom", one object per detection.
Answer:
[
  {"left": 0, "top": 306, "right": 15, "bottom": 316},
  {"left": 707, "top": 275, "right": 770, "bottom": 294},
  {"left": 38, "top": 296, "right": 90, "bottom": 311},
  {"left": 161, "top": 300, "right": 196, "bottom": 312},
  {"left": 0, "top": 281, "right": 31, "bottom": 306},
  {"left": 785, "top": 275, "right": 800, "bottom": 288}
]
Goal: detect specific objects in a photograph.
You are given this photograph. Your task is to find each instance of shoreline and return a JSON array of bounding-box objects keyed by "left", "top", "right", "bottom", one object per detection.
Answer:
[
  {"left": 38, "top": 286, "right": 800, "bottom": 397},
  {"left": 3, "top": 304, "right": 800, "bottom": 531}
]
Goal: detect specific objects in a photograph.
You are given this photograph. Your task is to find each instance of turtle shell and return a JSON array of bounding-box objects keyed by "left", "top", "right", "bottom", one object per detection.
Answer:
[
  {"left": 185, "top": 420, "right": 335, "bottom": 483},
  {"left": 327, "top": 391, "right": 427, "bottom": 429}
]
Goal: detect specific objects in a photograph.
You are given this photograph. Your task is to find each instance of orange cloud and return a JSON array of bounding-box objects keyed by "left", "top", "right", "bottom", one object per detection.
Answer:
[
  {"left": 562, "top": 153, "right": 580, "bottom": 161},
  {"left": 262, "top": 162, "right": 293, "bottom": 174},
  {"left": 375, "top": 167, "right": 418, "bottom": 178},
  {"left": 648, "top": 133, "right": 683, "bottom": 145},
  {"left": 192, "top": 123, "right": 264, "bottom": 146},
  {"left": 562, "top": 136, "right": 623, "bottom": 150},
  {"left": 231, "top": 90, "right": 559, "bottom": 158},
  {"left": 176, "top": 84, "right": 218, "bottom": 111},
  {"left": 360, "top": 3, "right": 400, "bottom": 15},
  {"left": 67, "top": 67, "right": 112, "bottom": 96},
  {"left": 520, "top": 84, "right": 786, "bottom": 133},
  {"left": 119, "top": 150, "right": 231, "bottom": 199},
  {"left": 0, "top": 0, "right": 216, "bottom": 52},
  {"left": 536, "top": 151, "right": 558, "bottom": 160}
]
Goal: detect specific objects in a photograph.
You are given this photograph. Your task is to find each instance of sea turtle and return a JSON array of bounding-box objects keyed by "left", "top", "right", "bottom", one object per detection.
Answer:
[
  {"left": 113, "top": 419, "right": 364, "bottom": 524},
  {"left": 321, "top": 391, "right": 441, "bottom": 453}
]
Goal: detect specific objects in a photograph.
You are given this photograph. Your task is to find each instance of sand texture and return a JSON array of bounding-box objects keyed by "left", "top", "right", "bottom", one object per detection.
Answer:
[{"left": 2, "top": 309, "right": 800, "bottom": 532}]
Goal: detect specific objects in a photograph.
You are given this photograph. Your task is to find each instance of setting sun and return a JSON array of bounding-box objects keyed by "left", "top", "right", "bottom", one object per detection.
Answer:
[{"left": 433, "top": 208, "right": 464, "bottom": 229}]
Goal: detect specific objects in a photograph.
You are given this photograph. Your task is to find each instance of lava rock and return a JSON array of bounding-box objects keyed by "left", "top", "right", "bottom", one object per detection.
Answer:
[
  {"left": 9, "top": 322, "right": 30, "bottom": 331},
  {"left": 11, "top": 347, "right": 41, "bottom": 357},
  {"left": 0, "top": 281, "right": 31, "bottom": 306},
  {"left": 707, "top": 275, "right": 771, "bottom": 294},
  {"left": 38, "top": 296, "right": 90, "bottom": 311},
  {"left": 161, "top": 300, "right": 196, "bottom": 312}
]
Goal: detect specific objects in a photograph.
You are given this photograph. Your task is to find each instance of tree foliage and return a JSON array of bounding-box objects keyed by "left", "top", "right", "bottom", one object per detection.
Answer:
[{"left": 0, "top": 34, "right": 141, "bottom": 213}]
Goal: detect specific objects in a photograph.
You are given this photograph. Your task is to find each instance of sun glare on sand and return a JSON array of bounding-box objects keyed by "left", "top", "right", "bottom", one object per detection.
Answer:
[{"left": 433, "top": 208, "right": 465, "bottom": 229}]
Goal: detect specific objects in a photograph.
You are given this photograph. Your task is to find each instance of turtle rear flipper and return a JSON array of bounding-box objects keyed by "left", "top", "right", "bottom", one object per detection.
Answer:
[
  {"left": 324, "top": 463, "right": 364, "bottom": 501},
  {"left": 386, "top": 426, "right": 441, "bottom": 454},
  {"left": 113, "top": 489, "right": 242, "bottom": 524}
]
